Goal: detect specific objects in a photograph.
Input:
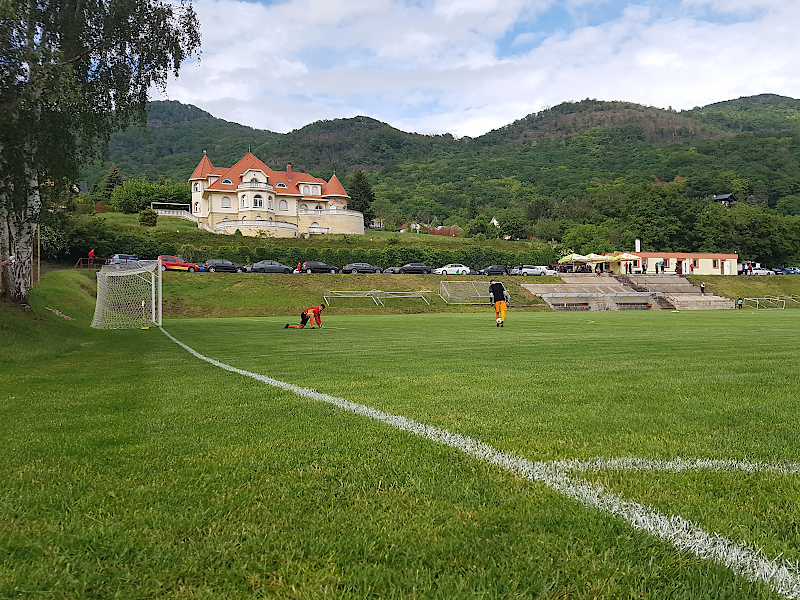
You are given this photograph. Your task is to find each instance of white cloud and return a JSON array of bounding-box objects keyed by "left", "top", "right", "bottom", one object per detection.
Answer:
[{"left": 159, "top": 0, "right": 800, "bottom": 137}]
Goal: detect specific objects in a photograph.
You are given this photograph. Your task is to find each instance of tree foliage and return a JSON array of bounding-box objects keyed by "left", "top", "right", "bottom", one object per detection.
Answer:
[{"left": 0, "top": 0, "right": 200, "bottom": 304}]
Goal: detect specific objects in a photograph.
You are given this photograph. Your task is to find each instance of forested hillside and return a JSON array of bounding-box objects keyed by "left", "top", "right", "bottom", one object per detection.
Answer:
[{"left": 78, "top": 94, "right": 800, "bottom": 265}]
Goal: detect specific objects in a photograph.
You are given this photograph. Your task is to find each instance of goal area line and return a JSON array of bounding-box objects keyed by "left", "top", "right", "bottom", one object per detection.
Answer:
[{"left": 160, "top": 325, "right": 800, "bottom": 599}]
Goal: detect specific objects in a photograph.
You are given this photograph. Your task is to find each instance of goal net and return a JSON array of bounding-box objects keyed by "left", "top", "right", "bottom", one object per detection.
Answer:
[
  {"left": 439, "top": 280, "right": 491, "bottom": 304},
  {"left": 92, "top": 260, "right": 162, "bottom": 329}
]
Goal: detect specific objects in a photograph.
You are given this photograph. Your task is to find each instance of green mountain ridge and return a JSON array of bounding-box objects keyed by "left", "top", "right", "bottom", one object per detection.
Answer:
[{"left": 86, "top": 94, "right": 800, "bottom": 188}]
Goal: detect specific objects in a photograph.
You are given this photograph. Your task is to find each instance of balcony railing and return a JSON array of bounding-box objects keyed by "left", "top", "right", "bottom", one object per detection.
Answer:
[
  {"left": 238, "top": 182, "right": 274, "bottom": 191},
  {"left": 155, "top": 209, "right": 198, "bottom": 222},
  {"left": 298, "top": 208, "right": 363, "bottom": 217}
]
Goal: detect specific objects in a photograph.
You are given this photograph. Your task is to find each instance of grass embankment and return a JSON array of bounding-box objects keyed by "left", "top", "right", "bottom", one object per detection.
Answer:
[
  {"left": 2, "top": 271, "right": 799, "bottom": 598},
  {"left": 689, "top": 274, "right": 800, "bottom": 303},
  {"left": 162, "top": 272, "right": 553, "bottom": 317}
]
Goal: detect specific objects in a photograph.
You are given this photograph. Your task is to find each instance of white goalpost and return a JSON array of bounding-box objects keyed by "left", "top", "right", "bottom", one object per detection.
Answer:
[
  {"left": 438, "top": 280, "right": 491, "bottom": 304},
  {"left": 91, "top": 260, "right": 162, "bottom": 329}
]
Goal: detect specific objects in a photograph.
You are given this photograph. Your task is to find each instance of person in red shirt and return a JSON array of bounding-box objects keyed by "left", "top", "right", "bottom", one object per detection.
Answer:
[
  {"left": 88, "top": 248, "right": 95, "bottom": 267},
  {"left": 285, "top": 304, "right": 325, "bottom": 329}
]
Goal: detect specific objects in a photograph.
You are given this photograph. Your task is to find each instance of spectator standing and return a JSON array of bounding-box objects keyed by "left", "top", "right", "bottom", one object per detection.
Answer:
[{"left": 88, "top": 248, "right": 95, "bottom": 267}]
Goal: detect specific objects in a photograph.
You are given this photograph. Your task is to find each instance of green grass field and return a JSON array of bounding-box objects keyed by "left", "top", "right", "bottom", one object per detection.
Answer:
[{"left": 2, "top": 271, "right": 800, "bottom": 598}]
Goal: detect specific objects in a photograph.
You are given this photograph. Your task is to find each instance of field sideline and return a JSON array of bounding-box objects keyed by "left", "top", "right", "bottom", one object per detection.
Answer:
[{"left": 2, "top": 271, "right": 800, "bottom": 598}]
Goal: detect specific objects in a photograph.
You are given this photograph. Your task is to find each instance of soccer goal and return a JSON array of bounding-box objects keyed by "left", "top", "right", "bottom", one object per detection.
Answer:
[
  {"left": 92, "top": 260, "right": 162, "bottom": 329},
  {"left": 439, "top": 280, "right": 491, "bottom": 304}
]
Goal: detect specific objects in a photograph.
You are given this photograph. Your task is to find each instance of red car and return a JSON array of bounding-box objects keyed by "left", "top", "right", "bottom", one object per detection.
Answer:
[{"left": 158, "top": 255, "right": 197, "bottom": 272}]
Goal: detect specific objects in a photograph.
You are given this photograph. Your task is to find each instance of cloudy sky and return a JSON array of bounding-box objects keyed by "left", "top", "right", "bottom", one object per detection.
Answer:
[{"left": 161, "top": 0, "right": 800, "bottom": 138}]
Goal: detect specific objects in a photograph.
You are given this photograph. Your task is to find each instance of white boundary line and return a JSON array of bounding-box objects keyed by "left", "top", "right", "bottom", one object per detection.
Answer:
[{"left": 160, "top": 327, "right": 800, "bottom": 599}]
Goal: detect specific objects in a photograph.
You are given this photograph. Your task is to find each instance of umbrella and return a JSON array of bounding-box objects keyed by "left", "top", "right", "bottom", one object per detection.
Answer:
[
  {"left": 587, "top": 253, "right": 608, "bottom": 262},
  {"left": 558, "top": 253, "right": 589, "bottom": 263},
  {"left": 617, "top": 252, "right": 640, "bottom": 260}
]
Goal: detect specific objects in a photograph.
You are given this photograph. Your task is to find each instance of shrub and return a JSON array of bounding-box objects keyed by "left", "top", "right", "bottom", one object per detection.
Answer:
[{"left": 139, "top": 208, "right": 158, "bottom": 227}]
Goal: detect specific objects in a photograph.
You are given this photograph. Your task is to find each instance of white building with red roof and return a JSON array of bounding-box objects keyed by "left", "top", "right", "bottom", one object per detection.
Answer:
[{"left": 187, "top": 153, "right": 363, "bottom": 237}]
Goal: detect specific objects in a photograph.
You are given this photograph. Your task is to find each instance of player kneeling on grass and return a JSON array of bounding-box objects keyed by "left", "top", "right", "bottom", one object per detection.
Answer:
[
  {"left": 489, "top": 280, "right": 509, "bottom": 327},
  {"left": 285, "top": 304, "right": 325, "bottom": 329}
]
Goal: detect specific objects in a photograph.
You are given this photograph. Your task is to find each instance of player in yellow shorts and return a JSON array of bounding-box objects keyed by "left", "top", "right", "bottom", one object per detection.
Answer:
[{"left": 488, "top": 280, "right": 509, "bottom": 327}]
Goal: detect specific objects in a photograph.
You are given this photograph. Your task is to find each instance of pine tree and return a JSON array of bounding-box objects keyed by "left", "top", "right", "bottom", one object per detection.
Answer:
[
  {"left": 348, "top": 171, "right": 376, "bottom": 226},
  {"left": 102, "top": 165, "right": 125, "bottom": 200}
]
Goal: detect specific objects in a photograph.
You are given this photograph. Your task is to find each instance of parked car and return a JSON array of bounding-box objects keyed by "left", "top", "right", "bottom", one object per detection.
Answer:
[
  {"left": 479, "top": 265, "right": 508, "bottom": 276},
  {"left": 434, "top": 263, "right": 471, "bottom": 275},
  {"left": 108, "top": 253, "right": 140, "bottom": 264},
  {"left": 531, "top": 265, "right": 558, "bottom": 276},
  {"left": 784, "top": 267, "right": 800, "bottom": 275},
  {"left": 301, "top": 261, "right": 339, "bottom": 273},
  {"left": 383, "top": 266, "right": 402, "bottom": 274},
  {"left": 248, "top": 260, "right": 293, "bottom": 274},
  {"left": 750, "top": 267, "right": 774, "bottom": 275},
  {"left": 158, "top": 255, "right": 197, "bottom": 272},
  {"left": 398, "top": 263, "right": 432, "bottom": 274},
  {"left": 204, "top": 258, "right": 246, "bottom": 273},
  {"left": 193, "top": 263, "right": 206, "bottom": 272},
  {"left": 341, "top": 262, "right": 381, "bottom": 274},
  {"left": 510, "top": 264, "right": 539, "bottom": 276}
]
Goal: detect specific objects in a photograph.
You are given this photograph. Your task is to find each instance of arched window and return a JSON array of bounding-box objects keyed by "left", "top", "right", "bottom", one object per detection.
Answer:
[
  {"left": 276, "top": 182, "right": 287, "bottom": 188},
  {"left": 242, "top": 216, "right": 248, "bottom": 221},
  {"left": 222, "top": 197, "right": 231, "bottom": 208},
  {"left": 221, "top": 178, "right": 233, "bottom": 185},
  {"left": 302, "top": 185, "right": 310, "bottom": 195},
  {"left": 279, "top": 200, "right": 288, "bottom": 211},
  {"left": 315, "top": 205, "right": 322, "bottom": 211},
  {"left": 269, "top": 217, "right": 273, "bottom": 222},
  {"left": 241, "top": 195, "right": 248, "bottom": 208},
  {"left": 194, "top": 183, "right": 200, "bottom": 192},
  {"left": 222, "top": 217, "right": 230, "bottom": 221},
  {"left": 256, "top": 215, "right": 262, "bottom": 220},
  {"left": 312, "top": 185, "right": 320, "bottom": 195},
  {"left": 250, "top": 177, "right": 258, "bottom": 183},
  {"left": 268, "top": 196, "right": 273, "bottom": 209},
  {"left": 311, "top": 221, "right": 319, "bottom": 228},
  {"left": 300, "top": 204, "right": 308, "bottom": 212},
  {"left": 193, "top": 202, "right": 200, "bottom": 212},
  {"left": 254, "top": 195, "right": 263, "bottom": 208},
  {"left": 330, "top": 204, "right": 336, "bottom": 211}
]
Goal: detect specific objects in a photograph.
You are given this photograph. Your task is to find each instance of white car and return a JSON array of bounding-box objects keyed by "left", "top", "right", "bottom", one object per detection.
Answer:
[
  {"left": 434, "top": 263, "right": 471, "bottom": 275},
  {"left": 513, "top": 264, "right": 557, "bottom": 276},
  {"left": 750, "top": 267, "right": 774, "bottom": 275}
]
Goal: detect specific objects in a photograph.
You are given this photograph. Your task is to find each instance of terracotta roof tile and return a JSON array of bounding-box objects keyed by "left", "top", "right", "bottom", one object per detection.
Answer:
[
  {"left": 323, "top": 174, "right": 349, "bottom": 197},
  {"left": 189, "top": 155, "right": 215, "bottom": 180}
]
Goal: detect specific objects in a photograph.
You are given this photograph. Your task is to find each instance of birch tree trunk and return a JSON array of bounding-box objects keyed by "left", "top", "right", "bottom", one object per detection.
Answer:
[{"left": 6, "top": 155, "right": 40, "bottom": 305}]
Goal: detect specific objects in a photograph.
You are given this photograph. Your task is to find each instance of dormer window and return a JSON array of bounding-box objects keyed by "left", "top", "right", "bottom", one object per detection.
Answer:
[
  {"left": 302, "top": 185, "right": 310, "bottom": 195},
  {"left": 312, "top": 185, "right": 320, "bottom": 195},
  {"left": 221, "top": 178, "right": 233, "bottom": 185},
  {"left": 250, "top": 177, "right": 258, "bottom": 183},
  {"left": 276, "top": 182, "right": 287, "bottom": 188}
]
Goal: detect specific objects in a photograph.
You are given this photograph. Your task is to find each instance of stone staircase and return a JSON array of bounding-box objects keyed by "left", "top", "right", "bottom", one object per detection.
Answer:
[{"left": 615, "top": 275, "right": 734, "bottom": 310}]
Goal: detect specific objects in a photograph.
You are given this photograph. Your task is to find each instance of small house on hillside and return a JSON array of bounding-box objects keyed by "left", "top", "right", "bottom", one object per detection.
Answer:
[{"left": 712, "top": 193, "right": 737, "bottom": 207}]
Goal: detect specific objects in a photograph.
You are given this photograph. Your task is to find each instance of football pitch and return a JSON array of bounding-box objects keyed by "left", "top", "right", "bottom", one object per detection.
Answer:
[{"left": 4, "top": 300, "right": 800, "bottom": 598}]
